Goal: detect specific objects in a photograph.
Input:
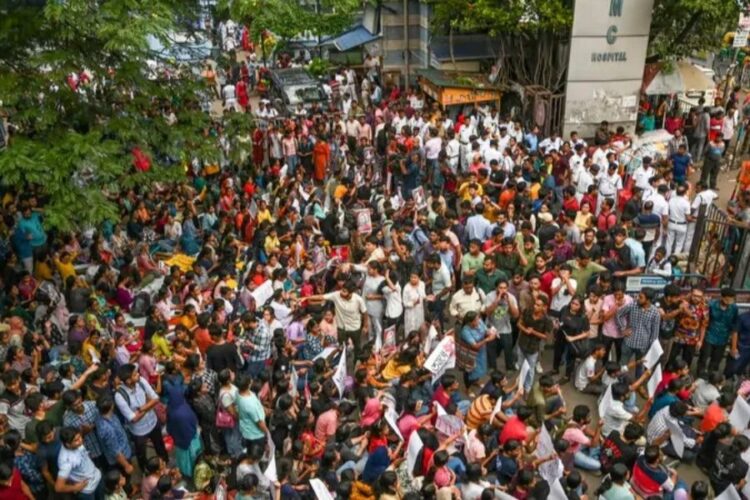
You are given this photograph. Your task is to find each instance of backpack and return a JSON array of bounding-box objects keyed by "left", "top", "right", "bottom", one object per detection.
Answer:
[
  {"left": 130, "top": 292, "right": 151, "bottom": 318},
  {"left": 115, "top": 379, "right": 149, "bottom": 426}
]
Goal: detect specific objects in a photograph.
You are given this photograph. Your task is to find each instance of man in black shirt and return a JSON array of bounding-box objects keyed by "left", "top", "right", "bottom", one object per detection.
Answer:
[
  {"left": 600, "top": 422, "right": 643, "bottom": 474},
  {"left": 206, "top": 325, "right": 244, "bottom": 374}
]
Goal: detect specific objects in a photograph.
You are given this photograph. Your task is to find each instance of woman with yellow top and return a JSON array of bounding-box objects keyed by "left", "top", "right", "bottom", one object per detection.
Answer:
[
  {"left": 53, "top": 251, "right": 77, "bottom": 284},
  {"left": 380, "top": 346, "right": 421, "bottom": 382},
  {"left": 81, "top": 329, "right": 103, "bottom": 365}
]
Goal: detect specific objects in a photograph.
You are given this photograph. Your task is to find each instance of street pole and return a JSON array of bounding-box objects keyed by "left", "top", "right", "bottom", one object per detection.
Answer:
[{"left": 403, "top": 0, "right": 409, "bottom": 91}]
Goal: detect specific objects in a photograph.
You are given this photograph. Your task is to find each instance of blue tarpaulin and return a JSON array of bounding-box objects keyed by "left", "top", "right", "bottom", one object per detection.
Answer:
[{"left": 331, "top": 26, "right": 380, "bottom": 52}]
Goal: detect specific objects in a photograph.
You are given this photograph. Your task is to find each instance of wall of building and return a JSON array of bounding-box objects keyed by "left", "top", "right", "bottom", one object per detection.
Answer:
[
  {"left": 380, "top": 0, "right": 431, "bottom": 85},
  {"left": 563, "top": 0, "right": 654, "bottom": 138}
]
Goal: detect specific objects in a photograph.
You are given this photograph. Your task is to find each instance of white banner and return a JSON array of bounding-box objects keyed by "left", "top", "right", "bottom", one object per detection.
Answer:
[{"left": 332, "top": 348, "right": 347, "bottom": 398}]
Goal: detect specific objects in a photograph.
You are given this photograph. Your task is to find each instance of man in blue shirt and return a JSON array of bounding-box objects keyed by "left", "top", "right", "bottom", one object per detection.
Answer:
[
  {"left": 16, "top": 205, "right": 47, "bottom": 271},
  {"left": 669, "top": 144, "right": 692, "bottom": 184},
  {"left": 95, "top": 395, "right": 133, "bottom": 475},
  {"left": 698, "top": 288, "right": 738, "bottom": 377},
  {"left": 726, "top": 309, "right": 750, "bottom": 378},
  {"left": 524, "top": 126, "right": 540, "bottom": 153}
]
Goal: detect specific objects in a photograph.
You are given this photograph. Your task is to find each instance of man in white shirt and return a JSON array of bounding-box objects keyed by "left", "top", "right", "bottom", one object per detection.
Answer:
[
  {"left": 445, "top": 130, "right": 461, "bottom": 173},
  {"left": 497, "top": 127, "right": 511, "bottom": 153},
  {"left": 576, "top": 164, "right": 595, "bottom": 202},
  {"left": 539, "top": 131, "right": 562, "bottom": 153},
  {"left": 483, "top": 139, "right": 502, "bottom": 165},
  {"left": 570, "top": 144, "right": 587, "bottom": 188},
  {"left": 591, "top": 144, "right": 610, "bottom": 170},
  {"left": 648, "top": 184, "right": 670, "bottom": 247},
  {"left": 598, "top": 163, "right": 623, "bottom": 212},
  {"left": 684, "top": 181, "right": 718, "bottom": 253},
  {"left": 632, "top": 157, "right": 656, "bottom": 191},
  {"left": 424, "top": 127, "right": 443, "bottom": 189},
  {"left": 665, "top": 184, "right": 693, "bottom": 256}
]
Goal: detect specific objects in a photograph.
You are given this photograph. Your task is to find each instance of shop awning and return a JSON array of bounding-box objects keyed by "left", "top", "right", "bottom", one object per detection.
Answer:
[
  {"left": 416, "top": 68, "right": 504, "bottom": 106},
  {"left": 329, "top": 25, "right": 380, "bottom": 52},
  {"left": 643, "top": 61, "right": 715, "bottom": 96}
]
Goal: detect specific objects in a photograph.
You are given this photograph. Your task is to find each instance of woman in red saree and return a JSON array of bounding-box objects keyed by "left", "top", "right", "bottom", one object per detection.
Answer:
[
  {"left": 252, "top": 128, "right": 265, "bottom": 167},
  {"left": 312, "top": 137, "right": 331, "bottom": 183}
]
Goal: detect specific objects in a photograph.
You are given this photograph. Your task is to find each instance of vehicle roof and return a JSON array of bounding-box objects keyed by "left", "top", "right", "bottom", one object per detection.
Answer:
[{"left": 270, "top": 68, "right": 317, "bottom": 85}]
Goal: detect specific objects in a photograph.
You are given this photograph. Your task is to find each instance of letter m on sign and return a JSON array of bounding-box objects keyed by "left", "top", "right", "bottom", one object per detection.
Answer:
[{"left": 610, "top": 0, "right": 623, "bottom": 16}]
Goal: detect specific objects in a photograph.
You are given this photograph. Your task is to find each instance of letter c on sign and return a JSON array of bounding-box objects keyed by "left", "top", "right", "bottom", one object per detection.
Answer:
[{"left": 606, "top": 25, "right": 618, "bottom": 45}]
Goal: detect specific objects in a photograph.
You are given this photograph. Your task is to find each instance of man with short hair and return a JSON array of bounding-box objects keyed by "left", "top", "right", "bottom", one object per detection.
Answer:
[
  {"left": 698, "top": 287, "right": 739, "bottom": 377},
  {"left": 517, "top": 295, "right": 553, "bottom": 391},
  {"left": 616, "top": 288, "right": 661, "bottom": 379},
  {"left": 449, "top": 276, "right": 486, "bottom": 322},
  {"left": 114, "top": 363, "right": 169, "bottom": 470},
  {"left": 665, "top": 184, "right": 693, "bottom": 256},
  {"left": 308, "top": 281, "right": 368, "bottom": 358},
  {"left": 55, "top": 427, "right": 103, "bottom": 498}
]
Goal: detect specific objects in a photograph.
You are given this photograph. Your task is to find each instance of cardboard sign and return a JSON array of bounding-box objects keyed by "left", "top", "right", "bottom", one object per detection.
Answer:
[
  {"left": 647, "top": 364, "right": 662, "bottom": 398},
  {"left": 436, "top": 414, "right": 464, "bottom": 437},
  {"left": 354, "top": 209, "right": 372, "bottom": 235},
  {"left": 424, "top": 336, "right": 456, "bottom": 384},
  {"left": 385, "top": 407, "right": 404, "bottom": 441},
  {"left": 310, "top": 479, "right": 334, "bottom": 500},
  {"left": 412, "top": 186, "right": 427, "bottom": 209},
  {"left": 329, "top": 245, "right": 349, "bottom": 262},
  {"left": 251, "top": 280, "right": 274, "bottom": 308},
  {"left": 643, "top": 341, "right": 664, "bottom": 370},
  {"left": 730, "top": 395, "right": 750, "bottom": 431}
]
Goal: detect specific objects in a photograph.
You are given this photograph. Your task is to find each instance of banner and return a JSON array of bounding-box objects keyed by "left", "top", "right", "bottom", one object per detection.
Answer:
[{"left": 424, "top": 336, "right": 456, "bottom": 384}]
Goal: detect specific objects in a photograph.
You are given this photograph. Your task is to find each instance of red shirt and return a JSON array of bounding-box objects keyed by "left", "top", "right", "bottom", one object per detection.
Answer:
[
  {"left": 0, "top": 469, "right": 27, "bottom": 500},
  {"left": 499, "top": 415, "right": 527, "bottom": 445}
]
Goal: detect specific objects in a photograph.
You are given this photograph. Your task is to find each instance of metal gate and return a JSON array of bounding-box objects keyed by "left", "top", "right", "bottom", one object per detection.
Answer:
[{"left": 688, "top": 203, "right": 750, "bottom": 289}]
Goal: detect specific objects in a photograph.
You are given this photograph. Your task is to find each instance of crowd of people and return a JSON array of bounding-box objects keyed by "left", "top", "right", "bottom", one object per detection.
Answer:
[{"left": 3, "top": 17, "right": 750, "bottom": 500}]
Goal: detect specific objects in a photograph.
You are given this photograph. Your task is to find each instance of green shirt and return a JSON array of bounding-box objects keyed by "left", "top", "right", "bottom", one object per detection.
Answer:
[
  {"left": 476, "top": 269, "right": 509, "bottom": 295},
  {"left": 566, "top": 260, "right": 606, "bottom": 297},
  {"left": 461, "top": 252, "right": 485, "bottom": 277},
  {"left": 495, "top": 252, "right": 522, "bottom": 278}
]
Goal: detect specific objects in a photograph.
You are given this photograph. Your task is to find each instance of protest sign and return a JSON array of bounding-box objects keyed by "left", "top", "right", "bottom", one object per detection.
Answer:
[
  {"left": 424, "top": 336, "right": 456, "bottom": 383},
  {"left": 332, "top": 348, "right": 347, "bottom": 398},
  {"left": 251, "top": 280, "right": 273, "bottom": 308},
  {"left": 406, "top": 431, "right": 424, "bottom": 478},
  {"left": 313, "top": 347, "right": 336, "bottom": 361},
  {"left": 536, "top": 424, "right": 564, "bottom": 483},
  {"left": 730, "top": 395, "right": 750, "bottom": 431},
  {"left": 354, "top": 209, "right": 372, "bottom": 235},
  {"left": 599, "top": 384, "right": 613, "bottom": 420},
  {"left": 289, "top": 368, "right": 299, "bottom": 398},
  {"left": 412, "top": 186, "right": 427, "bottom": 209},
  {"left": 436, "top": 414, "right": 464, "bottom": 437},
  {"left": 383, "top": 325, "right": 396, "bottom": 348},
  {"left": 490, "top": 397, "right": 503, "bottom": 424},
  {"left": 385, "top": 407, "right": 404, "bottom": 441},
  {"left": 716, "top": 484, "right": 742, "bottom": 500},
  {"left": 666, "top": 418, "right": 685, "bottom": 458},
  {"left": 643, "top": 341, "right": 664, "bottom": 370},
  {"left": 549, "top": 478, "right": 569, "bottom": 500},
  {"left": 647, "top": 364, "right": 662, "bottom": 398},
  {"left": 310, "top": 479, "right": 334, "bottom": 500}
]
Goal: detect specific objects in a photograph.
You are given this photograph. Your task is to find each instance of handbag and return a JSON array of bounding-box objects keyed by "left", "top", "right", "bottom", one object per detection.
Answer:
[
  {"left": 455, "top": 339, "right": 477, "bottom": 372},
  {"left": 215, "top": 405, "right": 236, "bottom": 429},
  {"left": 566, "top": 334, "right": 589, "bottom": 358}
]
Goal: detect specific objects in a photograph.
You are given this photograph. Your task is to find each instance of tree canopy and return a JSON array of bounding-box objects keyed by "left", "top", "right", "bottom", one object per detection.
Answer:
[{"left": 0, "top": 0, "right": 249, "bottom": 231}]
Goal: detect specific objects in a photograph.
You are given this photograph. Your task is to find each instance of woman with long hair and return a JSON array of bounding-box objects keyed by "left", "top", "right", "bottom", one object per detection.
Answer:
[{"left": 553, "top": 296, "right": 590, "bottom": 382}]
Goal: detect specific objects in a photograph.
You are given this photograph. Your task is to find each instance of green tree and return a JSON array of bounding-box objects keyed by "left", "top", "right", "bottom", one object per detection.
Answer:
[
  {"left": 647, "top": 0, "right": 741, "bottom": 63},
  {"left": 0, "top": 0, "right": 250, "bottom": 231},
  {"left": 429, "top": 0, "right": 574, "bottom": 92}
]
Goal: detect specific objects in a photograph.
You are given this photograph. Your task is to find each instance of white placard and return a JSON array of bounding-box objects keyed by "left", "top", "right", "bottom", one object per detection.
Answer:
[
  {"left": 436, "top": 414, "right": 464, "bottom": 437},
  {"left": 518, "top": 359, "right": 531, "bottom": 392},
  {"left": 647, "top": 364, "right": 662, "bottom": 398},
  {"left": 598, "top": 384, "right": 613, "bottom": 420},
  {"left": 716, "top": 484, "right": 742, "bottom": 500},
  {"left": 734, "top": 31, "right": 749, "bottom": 49},
  {"left": 385, "top": 407, "right": 404, "bottom": 441},
  {"left": 536, "top": 424, "right": 564, "bottom": 483},
  {"left": 490, "top": 397, "right": 503, "bottom": 425},
  {"left": 643, "top": 341, "right": 663, "bottom": 371},
  {"left": 621, "top": 95, "right": 637, "bottom": 108},
  {"left": 435, "top": 401, "right": 447, "bottom": 417},
  {"left": 665, "top": 418, "right": 685, "bottom": 458},
  {"left": 383, "top": 325, "right": 396, "bottom": 348},
  {"left": 406, "top": 431, "right": 424, "bottom": 478},
  {"left": 313, "top": 347, "right": 336, "bottom": 361},
  {"left": 289, "top": 368, "right": 299, "bottom": 398},
  {"left": 332, "top": 348, "right": 347, "bottom": 398},
  {"left": 730, "top": 395, "right": 750, "bottom": 431},
  {"left": 424, "top": 336, "right": 456, "bottom": 383},
  {"left": 309, "top": 478, "right": 334, "bottom": 500},
  {"left": 251, "top": 280, "right": 274, "bottom": 308},
  {"left": 549, "top": 478, "right": 569, "bottom": 500},
  {"left": 264, "top": 452, "right": 277, "bottom": 482}
]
